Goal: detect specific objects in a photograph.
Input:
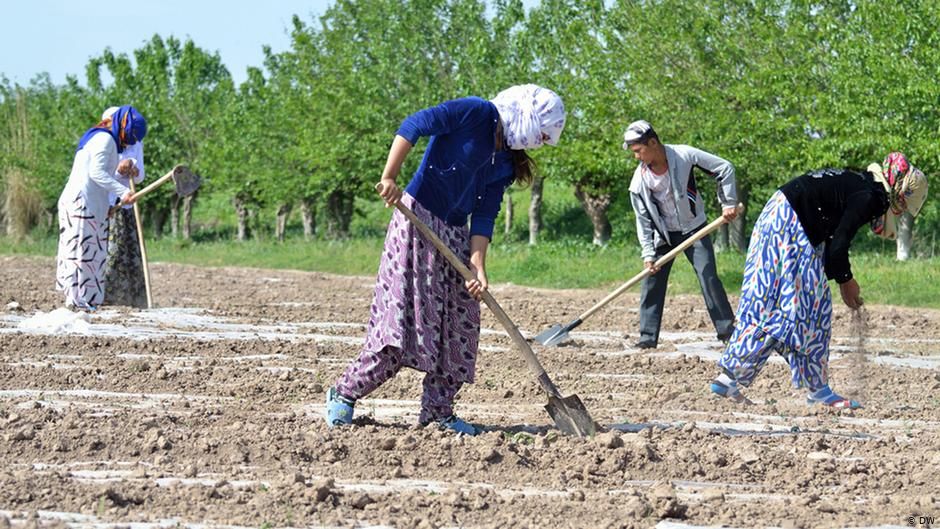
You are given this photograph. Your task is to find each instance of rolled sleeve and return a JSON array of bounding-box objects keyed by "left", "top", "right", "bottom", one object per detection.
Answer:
[{"left": 469, "top": 216, "right": 496, "bottom": 240}]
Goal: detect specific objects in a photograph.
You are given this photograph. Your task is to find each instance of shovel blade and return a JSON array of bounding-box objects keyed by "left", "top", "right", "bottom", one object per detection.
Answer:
[
  {"left": 533, "top": 324, "right": 566, "bottom": 346},
  {"left": 541, "top": 330, "right": 570, "bottom": 347},
  {"left": 545, "top": 394, "right": 598, "bottom": 437},
  {"left": 534, "top": 318, "right": 583, "bottom": 347},
  {"left": 170, "top": 165, "right": 202, "bottom": 197}
]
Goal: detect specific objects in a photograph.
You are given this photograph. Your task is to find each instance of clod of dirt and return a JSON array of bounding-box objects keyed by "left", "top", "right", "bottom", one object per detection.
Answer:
[
  {"left": 311, "top": 478, "right": 335, "bottom": 503},
  {"left": 623, "top": 495, "right": 652, "bottom": 517},
  {"left": 593, "top": 431, "right": 623, "bottom": 449},
  {"left": 350, "top": 493, "right": 376, "bottom": 509},
  {"left": 8, "top": 427, "right": 35, "bottom": 442},
  {"left": 477, "top": 448, "right": 501, "bottom": 463},
  {"left": 702, "top": 488, "right": 725, "bottom": 503}
]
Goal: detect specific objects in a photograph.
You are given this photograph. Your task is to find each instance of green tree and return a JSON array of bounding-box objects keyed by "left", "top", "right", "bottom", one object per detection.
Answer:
[{"left": 527, "top": 0, "right": 627, "bottom": 245}]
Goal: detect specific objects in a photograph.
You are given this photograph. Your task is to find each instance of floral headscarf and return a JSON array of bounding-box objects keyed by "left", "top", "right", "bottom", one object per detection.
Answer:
[
  {"left": 491, "top": 84, "right": 566, "bottom": 150},
  {"left": 869, "top": 152, "right": 928, "bottom": 240},
  {"left": 882, "top": 152, "right": 926, "bottom": 215}
]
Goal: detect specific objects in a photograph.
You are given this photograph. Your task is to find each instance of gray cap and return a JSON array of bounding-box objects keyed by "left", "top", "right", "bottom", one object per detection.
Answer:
[{"left": 623, "top": 120, "right": 655, "bottom": 148}]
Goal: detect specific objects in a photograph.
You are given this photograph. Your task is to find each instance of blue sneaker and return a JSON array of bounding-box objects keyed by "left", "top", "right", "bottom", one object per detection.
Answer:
[
  {"left": 710, "top": 379, "right": 751, "bottom": 404},
  {"left": 807, "top": 385, "right": 862, "bottom": 409},
  {"left": 325, "top": 387, "right": 355, "bottom": 427},
  {"left": 434, "top": 415, "right": 481, "bottom": 436}
]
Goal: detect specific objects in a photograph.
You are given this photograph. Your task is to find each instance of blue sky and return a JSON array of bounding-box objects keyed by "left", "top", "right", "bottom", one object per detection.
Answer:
[{"left": 2, "top": 0, "right": 538, "bottom": 87}]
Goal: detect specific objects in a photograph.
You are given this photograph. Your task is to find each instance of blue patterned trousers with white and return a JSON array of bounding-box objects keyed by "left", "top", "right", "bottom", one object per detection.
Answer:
[{"left": 718, "top": 191, "right": 832, "bottom": 391}]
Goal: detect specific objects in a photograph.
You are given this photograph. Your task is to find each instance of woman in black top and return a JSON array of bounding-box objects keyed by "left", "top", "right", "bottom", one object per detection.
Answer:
[{"left": 710, "top": 152, "right": 927, "bottom": 408}]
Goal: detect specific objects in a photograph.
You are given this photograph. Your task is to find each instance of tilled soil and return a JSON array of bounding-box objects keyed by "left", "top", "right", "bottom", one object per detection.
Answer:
[{"left": 1, "top": 254, "right": 938, "bottom": 529}]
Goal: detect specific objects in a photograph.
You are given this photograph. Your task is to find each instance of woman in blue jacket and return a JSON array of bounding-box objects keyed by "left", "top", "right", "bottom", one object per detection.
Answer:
[{"left": 326, "top": 85, "right": 566, "bottom": 435}]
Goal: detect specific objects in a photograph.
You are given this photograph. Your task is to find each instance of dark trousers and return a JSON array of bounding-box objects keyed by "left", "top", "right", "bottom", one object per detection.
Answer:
[{"left": 638, "top": 227, "right": 734, "bottom": 345}]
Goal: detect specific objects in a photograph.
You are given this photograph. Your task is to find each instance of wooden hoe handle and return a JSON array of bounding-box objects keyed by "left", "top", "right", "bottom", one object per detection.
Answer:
[{"left": 575, "top": 203, "right": 744, "bottom": 323}]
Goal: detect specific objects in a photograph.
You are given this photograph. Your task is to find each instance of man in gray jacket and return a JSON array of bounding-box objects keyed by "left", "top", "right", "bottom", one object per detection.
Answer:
[{"left": 624, "top": 120, "right": 737, "bottom": 349}]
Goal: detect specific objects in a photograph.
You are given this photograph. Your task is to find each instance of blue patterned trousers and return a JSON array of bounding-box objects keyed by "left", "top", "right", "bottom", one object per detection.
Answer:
[{"left": 718, "top": 191, "right": 832, "bottom": 390}]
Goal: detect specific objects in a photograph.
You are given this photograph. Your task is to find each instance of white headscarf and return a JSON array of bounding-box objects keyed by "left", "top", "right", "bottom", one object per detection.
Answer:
[
  {"left": 101, "top": 106, "right": 120, "bottom": 120},
  {"left": 490, "top": 84, "right": 566, "bottom": 150}
]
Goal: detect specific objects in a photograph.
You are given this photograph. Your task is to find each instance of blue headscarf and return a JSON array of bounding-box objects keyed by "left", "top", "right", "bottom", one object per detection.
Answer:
[{"left": 75, "top": 105, "right": 147, "bottom": 154}]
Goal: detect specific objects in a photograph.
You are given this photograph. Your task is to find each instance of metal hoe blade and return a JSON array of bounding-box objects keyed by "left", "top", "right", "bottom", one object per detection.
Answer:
[
  {"left": 171, "top": 166, "right": 202, "bottom": 197},
  {"left": 545, "top": 394, "right": 598, "bottom": 437}
]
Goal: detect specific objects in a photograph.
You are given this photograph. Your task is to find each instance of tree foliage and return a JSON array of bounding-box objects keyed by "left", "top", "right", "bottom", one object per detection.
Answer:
[{"left": 1, "top": 0, "right": 937, "bottom": 252}]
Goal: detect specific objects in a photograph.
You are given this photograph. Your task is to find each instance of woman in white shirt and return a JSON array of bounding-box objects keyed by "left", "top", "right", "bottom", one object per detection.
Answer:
[{"left": 55, "top": 106, "right": 147, "bottom": 310}]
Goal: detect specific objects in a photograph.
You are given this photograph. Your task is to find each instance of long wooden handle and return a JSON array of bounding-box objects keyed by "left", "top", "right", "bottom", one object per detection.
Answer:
[
  {"left": 576, "top": 204, "right": 742, "bottom": 322},
  {"left": 129, "top": 167, "right": 176, "bottom": 201},
  {"left": 128, "top": 180, "right": 153, "bottom": 309},
  {"left": 377, "top": 184, "right": 561, "bottom": 398}
]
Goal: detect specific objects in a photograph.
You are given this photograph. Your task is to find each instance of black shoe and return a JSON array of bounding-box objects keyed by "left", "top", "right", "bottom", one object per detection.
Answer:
[
  {"left": 717, "top": 333, "right": 733, "bottom": 344},
  {"left": 634, "top": 339, "right": 657, "bottom": 349}
]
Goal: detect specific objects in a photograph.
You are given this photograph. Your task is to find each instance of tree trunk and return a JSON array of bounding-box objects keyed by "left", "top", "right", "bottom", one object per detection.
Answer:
[
  {"left": 152, "top": 206, "right": 168, "bottom": 239},
  {"left": 729, "top": 187, "right": 749, "bottom": 251},
  {"left": 276, "top": 202, "right": 292, "bottom": 242},
  {"left": 300, "top": 196, "right": 317, "bottom": 241},
  {"left": 182, "top": 191, "right": 195, "bottom": 240},
  {"left": 170, "top": 194, "right": 180, "bottom": 238},
  {"left": 249, "top": 208, "right": 260, "bottom": 240},
  {"left": 503, "top": 193, "right": 513, "bottom": 235},
  {"left": 234, "top": 196, "right": 250, "bottom": 241},
  {"left": 896, "top": 211, "right": 914, "bottom": 261},
  {"left": 574, "top": 184, "right": 612, "bottom": 246},
  {"left": 325, "top": 189, "right": 354, "bottom": 239},
  {"left": 715, "top": 224, "right": 730, "bottom": 252},
  {"left": 528, "top": 176, "right": 544, "bottom": 246}
]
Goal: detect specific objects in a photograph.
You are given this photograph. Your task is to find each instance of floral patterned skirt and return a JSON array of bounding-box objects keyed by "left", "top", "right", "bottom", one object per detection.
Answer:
[
  {"left": 104, "top": 207, "right": 147, "bottom": 308},
  {"left": 361, "top": 194, "right": 481, "bottom": 384}
]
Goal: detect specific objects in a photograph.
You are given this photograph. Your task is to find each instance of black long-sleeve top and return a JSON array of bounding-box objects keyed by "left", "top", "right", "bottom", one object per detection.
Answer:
[{"left": 779, "top": 168, "right": 889, "bottom": 284}]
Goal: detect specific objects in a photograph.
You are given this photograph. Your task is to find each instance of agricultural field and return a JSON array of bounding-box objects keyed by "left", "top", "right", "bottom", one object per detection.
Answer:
[{"left": 0, "top": 254, "right": 938, "bottom": 528}]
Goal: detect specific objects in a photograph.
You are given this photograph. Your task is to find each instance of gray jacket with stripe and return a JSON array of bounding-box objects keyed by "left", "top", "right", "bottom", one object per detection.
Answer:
[{"left": 628, "top": 144, "right": 737, "bottom": 260}]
